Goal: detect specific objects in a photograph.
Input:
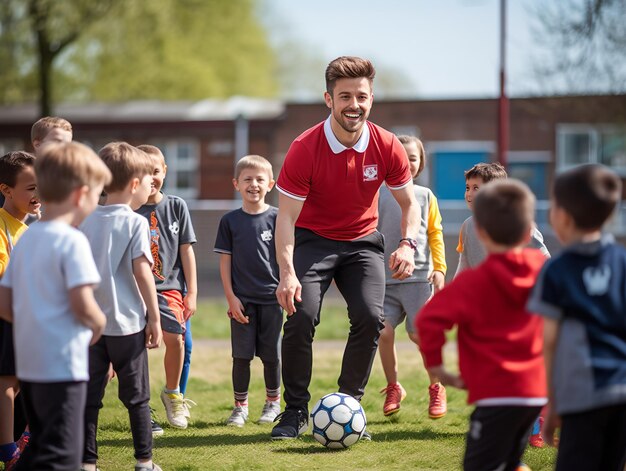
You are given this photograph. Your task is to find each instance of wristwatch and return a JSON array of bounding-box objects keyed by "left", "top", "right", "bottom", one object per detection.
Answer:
[{"left": 399, "top": 238, "right": 417, "bottom": 250}]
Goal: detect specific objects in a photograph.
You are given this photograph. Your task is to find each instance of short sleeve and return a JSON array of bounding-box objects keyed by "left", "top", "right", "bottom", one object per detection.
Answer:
[
  {"left": 276, "top": 140, "right": 312, "bottom": 201},
  {"left": 214, "top": 215, "right": 233, "bottom": 254},
  {"left": 456, "top": 223, "right": 465, "bottom": 253},
  {"left": 63, "top": 233, "right": 101, "bottom": 290},
  {"left": 176, "top": 198, "right": 196, "bottom": 245},
  {"left": 384, "top": 136, "right": 412, "bottom": 190},
  {"left": 130, "top": 217, "right": 153, "bottom": 265},
  {"left": 526, "top": 260, "right": 563, "bottom": 320}
]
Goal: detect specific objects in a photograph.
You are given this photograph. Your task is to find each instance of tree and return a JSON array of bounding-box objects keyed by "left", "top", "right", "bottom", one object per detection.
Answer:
[
  {"left": 529, "top": 0, "right": 626, "bottom": 95},
  {"left": 0, "top": 0, "right": 278, "bottom": 116}
]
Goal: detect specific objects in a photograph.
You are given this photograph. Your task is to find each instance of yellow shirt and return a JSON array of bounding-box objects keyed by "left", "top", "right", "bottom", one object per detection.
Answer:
[
  {"left": 0, "top": 208, "right": 28, "bottom": 277},
  {"left": 427, "top": 194, "right": 446, "bottom": 274}
]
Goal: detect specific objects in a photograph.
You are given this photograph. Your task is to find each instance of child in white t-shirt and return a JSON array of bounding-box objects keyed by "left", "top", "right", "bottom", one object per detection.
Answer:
[{"left": 0, "top": 142, "right": 109, "bottom": 470}]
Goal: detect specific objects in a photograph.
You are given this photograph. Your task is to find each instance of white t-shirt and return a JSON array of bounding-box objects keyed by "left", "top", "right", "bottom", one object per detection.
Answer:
[
  {"left": 0, "top": 221, "right": 100, "bottom": 382},
  {"left": 80, "top": 205, "right": 152, "bottom": 336}
]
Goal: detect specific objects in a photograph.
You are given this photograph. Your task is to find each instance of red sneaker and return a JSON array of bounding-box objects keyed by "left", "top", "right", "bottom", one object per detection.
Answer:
[
  {"left": 16, "top": 432, "right": 30, "bottom": 454},
  {"left": 428, "top": 382, "right": 447, "bottom": 419},
  {"left": 528, "top": 416, "right": 545, "bottom": 448},
  {"left": 380, "top": 382, "right": 407, "bottom": 416}
]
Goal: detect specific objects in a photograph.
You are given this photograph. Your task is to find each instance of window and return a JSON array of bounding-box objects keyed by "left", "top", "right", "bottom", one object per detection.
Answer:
[
  {"left": 557, "top": 125, "right": 626, "bottom": 174},
  {"left": 152, "top": 140, "right": 199, "bottom": 200}
]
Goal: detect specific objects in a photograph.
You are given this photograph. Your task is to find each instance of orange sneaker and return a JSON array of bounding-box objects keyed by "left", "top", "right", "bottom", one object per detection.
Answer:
[
  {"left": 428, "top": 382, "right": 447, "bottom": 419},
  {"left": 528, "top": 416, "right": 545, "bottom": 448},
  {"left": 516, "top": 464, "right": 532, "bottom": 471},
  {"left": 380, "top": 382, "right": 407, "bottom": 416}
]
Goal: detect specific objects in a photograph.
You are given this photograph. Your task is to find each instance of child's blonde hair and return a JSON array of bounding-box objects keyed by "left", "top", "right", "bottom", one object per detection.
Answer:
[
  {"left": 31, "top": 116, "right": 73, "bottom": 143},
  {"left": 98, "top": 142, "right": 153, "bottom": 193},
  {"left": 35, "top": 142, "right": 111, "bottom": 203},
  {"left": 234, "top": 155, "right": 273, "bottom": 180}
]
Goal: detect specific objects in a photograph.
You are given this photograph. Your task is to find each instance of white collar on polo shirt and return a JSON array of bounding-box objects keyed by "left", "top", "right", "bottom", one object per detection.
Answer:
[{"left": 323, "top": 115, "right": 370, "bottom": 154}]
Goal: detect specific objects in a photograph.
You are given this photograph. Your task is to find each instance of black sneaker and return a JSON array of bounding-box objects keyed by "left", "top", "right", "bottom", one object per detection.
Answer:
[
  {"left": 150, "top": 408, "right": 164, "bottom": 437},
  {"left": 271, "top": 409, "right": 308, "bottom": 439}
]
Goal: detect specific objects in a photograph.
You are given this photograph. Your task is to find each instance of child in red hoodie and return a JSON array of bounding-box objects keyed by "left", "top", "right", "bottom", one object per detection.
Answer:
[{"left": 417, "top": 179, "right": 547, "bottom": 471}]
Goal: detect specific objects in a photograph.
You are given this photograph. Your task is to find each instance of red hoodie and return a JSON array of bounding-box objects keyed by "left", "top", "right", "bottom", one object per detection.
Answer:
[{"left": 417, "top": 248, "right": 547, "bottom": 404}]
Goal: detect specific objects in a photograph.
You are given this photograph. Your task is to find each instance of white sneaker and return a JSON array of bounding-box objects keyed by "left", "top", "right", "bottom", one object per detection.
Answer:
[
  {"left": 258, "top": 400, "right": 281, "bottom": 424},
  {"left": 226, "top": 405, "right": 248, "bottom": 427},
  {"left": 182, "top": 397, "right": 197, "bottom": 419},
  {"left": 160, "top": 390, "right": 188, "bottom": 429}
]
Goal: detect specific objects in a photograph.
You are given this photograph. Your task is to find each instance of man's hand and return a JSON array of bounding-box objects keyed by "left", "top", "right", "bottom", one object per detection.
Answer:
[
  {"left": 429, "top": 271, "right": 445, "bottom": 293},
  {"left": 389, "top": 244, "right": 416, "bottom": 280},
  {"left": 542, "top": 405, "right": 561, "bottom": 447},
  {"left": 276, "top": 271, "right": 302, "bottom": 316}
]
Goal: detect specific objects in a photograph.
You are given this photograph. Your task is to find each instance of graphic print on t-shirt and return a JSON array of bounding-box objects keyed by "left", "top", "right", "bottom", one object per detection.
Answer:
[
  {"left": 582, "top": 265, "right": 611, "bottom": 296},
  {"left": 150, "top": 210, "right": 165, "bottom": 281}
]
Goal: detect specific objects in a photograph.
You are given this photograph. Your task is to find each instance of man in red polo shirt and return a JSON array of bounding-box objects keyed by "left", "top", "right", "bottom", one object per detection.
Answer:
[{"left": 272, "top": 56, "right": 421, "bottom": 439}]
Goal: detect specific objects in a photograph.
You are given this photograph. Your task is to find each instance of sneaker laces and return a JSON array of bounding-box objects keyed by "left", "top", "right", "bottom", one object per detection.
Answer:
[
  {"left": 273, "top": 409, "right": 306, "bottom": 426},
  {"left": 169, "top": 394, "right": 185, "bottom": 415},
  {"left": 182, "top": 397, "right": 197, "bottom": 411},
  {"left": 429, "top": 383, "right": 443, "bottom": 407},
  {"left": 380, "top": 383, "right": 403, "bottom": 404}
]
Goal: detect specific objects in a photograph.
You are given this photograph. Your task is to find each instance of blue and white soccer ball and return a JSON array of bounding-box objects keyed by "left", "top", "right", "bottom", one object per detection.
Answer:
[{"left": 310, "top": 392, "right": 367, "bottom": 449}]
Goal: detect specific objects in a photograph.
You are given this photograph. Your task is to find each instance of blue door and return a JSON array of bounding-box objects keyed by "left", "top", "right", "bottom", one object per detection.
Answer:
[{"left": 432, "top": 151, "right": 490, "bottom": 200}]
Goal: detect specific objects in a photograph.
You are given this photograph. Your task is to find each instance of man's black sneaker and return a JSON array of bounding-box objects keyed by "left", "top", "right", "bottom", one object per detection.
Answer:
[{"left": 271, "top": 409, "right": 308, "bottom": 439}]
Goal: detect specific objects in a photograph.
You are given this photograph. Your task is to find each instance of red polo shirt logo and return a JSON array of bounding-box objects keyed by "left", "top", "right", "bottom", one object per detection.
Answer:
[{"left": 363, "top": 164, "right": 378, "bottom": 182}]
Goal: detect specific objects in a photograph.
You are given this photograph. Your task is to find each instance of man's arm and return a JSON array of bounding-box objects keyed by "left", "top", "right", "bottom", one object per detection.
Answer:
[
  {"left": 68, "top": 284, "right": 106, "bottom": 345},
  {"left": 542, "top": 317, "right": 560, "bottom": 446},
  {"left": 0, "top": 286, "right": 13, "bottom": 322},
  {"left": 179, "top": 243, "right": 197, "bottom": 321},
  {"left": 275, "top": 193, "right": 304, "bottom": 315},
  {"left": 133, "top": 256, "right": 162, "bottom": 348},
  {"left": 389, "top": 184, "right": 421, "bottom": 279}
]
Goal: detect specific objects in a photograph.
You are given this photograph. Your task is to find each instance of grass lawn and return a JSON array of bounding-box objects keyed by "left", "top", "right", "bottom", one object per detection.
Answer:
[{"left": 78, "top": 300, "right": 558, "bottom": 470}]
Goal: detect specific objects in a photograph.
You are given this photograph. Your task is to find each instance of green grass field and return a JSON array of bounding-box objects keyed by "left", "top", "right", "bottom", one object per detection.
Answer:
[{"left": 39, "top": 300, "right": 560, "bottom": 470}]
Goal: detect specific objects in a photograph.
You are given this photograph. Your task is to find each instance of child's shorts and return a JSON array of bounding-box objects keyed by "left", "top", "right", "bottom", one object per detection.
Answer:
[
  {"left": 0, "top": 319, "right": 16, "bottom": 376},
  {"left": 231, "top": 303, "right": 283, "bottom": 362},
  {"left": 157, "top": 290, "right": 186, "bottom": 335},
  {"left": 383, "top": 282, "right": 432, "bottom": 334}
]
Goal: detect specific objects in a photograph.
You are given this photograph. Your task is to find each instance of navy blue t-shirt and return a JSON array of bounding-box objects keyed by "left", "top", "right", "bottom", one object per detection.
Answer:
[
  {"left": 528, "top": 234, "right": 626, "bottom": 414},
  {"left": 214, "top": 206, "right": 279, "bottom": 305}
]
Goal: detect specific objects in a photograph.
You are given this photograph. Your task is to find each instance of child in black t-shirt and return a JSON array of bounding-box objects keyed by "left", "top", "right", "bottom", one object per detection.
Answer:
[{"left": 214, "top": 155, "right": 283, "bottom": 427}]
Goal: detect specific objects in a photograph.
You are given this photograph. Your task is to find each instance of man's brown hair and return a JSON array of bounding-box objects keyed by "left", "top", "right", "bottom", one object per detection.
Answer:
[
  {"left": 31, "top": 116, "right": 73, "bottom": 143},
  {"left": 553, "top": 164, "right": 621, "bottom": 231},
  {"left": 35, "top": 142, "right": 111, "bottom": 203},
  {"left": 473, "top": 179, "right": 535, "bottom": 247},
  {"left": 325, "top": 56, "right": 376, "bottom": 95},
  {"left": 397, "top": 135, "right": 426, "bottom": 176},
  {"left": 465, "top": 162, "right": 507, "bottom": 184},
  {"left": 0, "top": 151, "right": 36, "bottom": 187},
  {"left": 98, "top": 142, "right": 153, "bottom": 193}
]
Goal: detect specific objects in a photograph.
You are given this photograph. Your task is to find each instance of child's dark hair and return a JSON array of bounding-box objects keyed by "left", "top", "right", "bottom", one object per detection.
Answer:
[
  {"left": 465, "top": 162, "right": 507, "bottom": 183},
  {"left": 397, "top": 135, "right": 426, "bottom": 176},
  {"left": 474, "top": 179, "right": 535, "bottom": 246},
  {"left": 0, "top": 151, "right": 36, "bottom": 187},
  {"left": 553, "top": 164, "right": 621, "bottom": 231}
]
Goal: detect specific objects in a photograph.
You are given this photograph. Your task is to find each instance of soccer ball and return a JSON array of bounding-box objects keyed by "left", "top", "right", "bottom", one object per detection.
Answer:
[{"left": 310, "top": 392, "right": 366, "bottom": 449}]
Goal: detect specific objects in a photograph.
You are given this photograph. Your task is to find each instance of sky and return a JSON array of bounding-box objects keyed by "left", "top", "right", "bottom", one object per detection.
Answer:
[{"left": 262, "top": 0, "right": 544, "bottom": 99}]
